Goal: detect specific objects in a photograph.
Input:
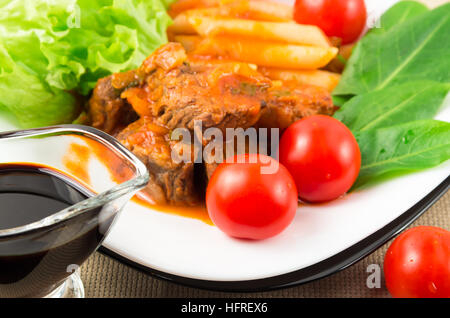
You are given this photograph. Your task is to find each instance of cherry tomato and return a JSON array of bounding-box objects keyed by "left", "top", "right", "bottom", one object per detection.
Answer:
[
  {"left": 384, "top": 226, "right": 450, "bottom": 298},
  {"left": 279, "top": 115, "right": 361, "bottom": 203},
  {"left": 206, "top": 154, "right": 298, "bottom": 240},
  {"left": 294, "top": 0, "right": 367, "bottom": 44}
]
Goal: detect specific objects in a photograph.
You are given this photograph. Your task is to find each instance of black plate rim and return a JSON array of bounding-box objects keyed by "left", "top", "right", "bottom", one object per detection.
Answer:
[{"left": 99, "top": 175, "right": 449, "bottom": 293}]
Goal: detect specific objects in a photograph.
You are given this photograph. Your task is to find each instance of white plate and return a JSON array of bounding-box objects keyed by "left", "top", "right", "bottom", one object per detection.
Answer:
[{"left": 0, "top": 0, "right": 448, "bottom": 291}]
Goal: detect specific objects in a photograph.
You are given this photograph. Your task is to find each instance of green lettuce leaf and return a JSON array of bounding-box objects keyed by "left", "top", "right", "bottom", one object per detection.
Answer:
[{"left": 0, "top": 0, "right": 173, "bottom": 127}]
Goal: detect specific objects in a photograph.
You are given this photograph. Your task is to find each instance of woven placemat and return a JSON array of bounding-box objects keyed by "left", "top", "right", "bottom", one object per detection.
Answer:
[{"left": 80, "top": 190, "right": 449, "bottom": 298}]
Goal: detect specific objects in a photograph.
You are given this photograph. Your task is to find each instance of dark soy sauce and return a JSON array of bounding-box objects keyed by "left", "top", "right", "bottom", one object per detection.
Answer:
[{"left": 0, "top": 163, "right": 113, "bottom": 297}]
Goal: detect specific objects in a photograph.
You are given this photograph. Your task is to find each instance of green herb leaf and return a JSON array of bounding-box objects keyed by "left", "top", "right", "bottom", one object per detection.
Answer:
[
  {"left": 333, "top": 3, "right": 450, "bottom": 97},
  {"left": 373, "top": 1, "right": 428, "bottom": 33},
  {"left": 332, "top": 95, "right": 351, "bottom": 107},
  {"left": 334, "top": 81, "right": 450, "bottom": 132},
  {"left": 333, "top": 2, "right": 450, "bottom": 189},
  {"left": 353, "top": 120, "right": 450, "bottom": 189},
  {"left": 239, "top": 82, "right": 259, "bottom": 96}
]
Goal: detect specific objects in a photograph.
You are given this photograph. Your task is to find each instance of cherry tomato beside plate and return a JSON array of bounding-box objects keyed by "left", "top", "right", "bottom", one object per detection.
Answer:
[
  {"left": 206, "top": 154, "right": 298, "bottom": 240},
  {"left": 294, "top": 0, "right": 367, "bottom": 44},
  {"left": 279, "top": 115, "right": 361, "bottom": 203},
  {"left": 384, "top": 226, "right": 450, "bottom": 298}
]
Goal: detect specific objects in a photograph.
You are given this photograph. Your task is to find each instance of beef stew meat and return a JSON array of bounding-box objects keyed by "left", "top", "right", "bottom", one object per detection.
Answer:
[
  {"left": 88, "top": 71, "right": 140, "bottom": 135},
  {"left": 88, "top": 43, "right": 335, "bottom": 206},
  {"left": 116, "top": 117, "right": 200, "bottom": 206}
]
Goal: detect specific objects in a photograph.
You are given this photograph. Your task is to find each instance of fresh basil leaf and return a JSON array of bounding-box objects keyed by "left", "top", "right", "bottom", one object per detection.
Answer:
[
  {"left": 333, "top": 3, "right": 450, "bottom": 97},
  {"left": 334, "top": 81, "right": 450, "bottom": 132},
  {"left": 353, "top": 120, "right": 450, "bottom": 189}
]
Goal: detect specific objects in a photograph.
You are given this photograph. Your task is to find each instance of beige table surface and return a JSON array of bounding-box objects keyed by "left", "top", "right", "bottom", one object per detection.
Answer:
[{"left": 80, "top": 0, "right": 449, "bottom": 298}]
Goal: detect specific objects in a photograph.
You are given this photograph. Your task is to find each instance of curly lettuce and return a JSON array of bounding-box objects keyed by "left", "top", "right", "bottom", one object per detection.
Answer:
[{"left": 0, "top": 0, "right": 174, "bottom": 127}]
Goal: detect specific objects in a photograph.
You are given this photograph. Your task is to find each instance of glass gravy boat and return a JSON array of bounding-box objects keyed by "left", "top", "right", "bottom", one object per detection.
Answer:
[{"left": 0, "top": 125, "right": 149, "bottom": 298}]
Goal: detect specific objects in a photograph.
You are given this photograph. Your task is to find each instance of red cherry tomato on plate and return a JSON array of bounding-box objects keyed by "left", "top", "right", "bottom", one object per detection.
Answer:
[
  {"left": 206, "top": 154, "right": 298, "bottom": 240},
  {"left": 384, "top": 226, "right": 450, "bottom": 298},
  {"left": 279, "top": 115, "right": 361, "bottom": 203},
  {"left": 294, "top": 0, "right": 367, "bottom": 44}
]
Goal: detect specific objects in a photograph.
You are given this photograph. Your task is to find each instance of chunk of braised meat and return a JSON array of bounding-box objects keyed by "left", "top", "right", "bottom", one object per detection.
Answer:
[
  {"left": 121, "top": 43, "right": 271, "bottom": 132},
  {"left": 116, "top": 117, "right": 199, "bottom": 206},
  {"left": 88, "top": 42, "right": 337, "bottom": 206},
  {"left": 88, "top": 70, "right": 140, "bottom": 135},
  {"left": 203, "top": 83, "right": 335, "bottom": 180},
  {"left": 257, "top": 82, "right": 336, "bottom": 131},
  {"left": 203, "top": 137, "right": 253, "bottom": 180}
]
